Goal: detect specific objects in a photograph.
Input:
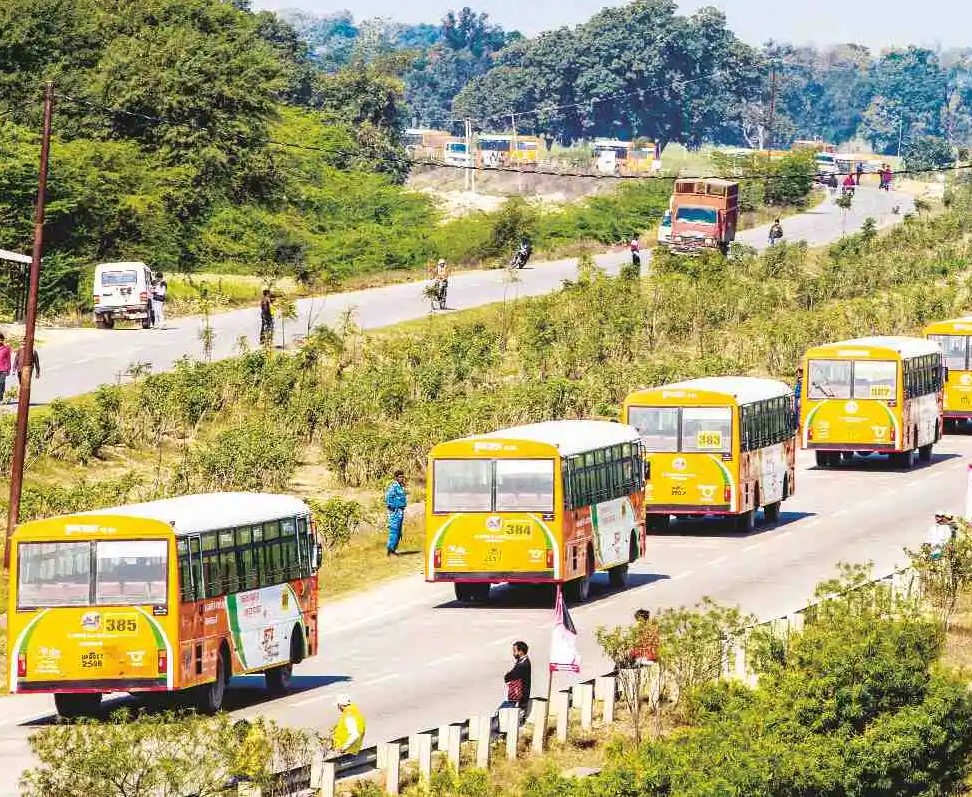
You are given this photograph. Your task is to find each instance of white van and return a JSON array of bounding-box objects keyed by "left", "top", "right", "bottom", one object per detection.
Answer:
[{"left": 93, "top": 261, "right": 154, "bottom": 329}]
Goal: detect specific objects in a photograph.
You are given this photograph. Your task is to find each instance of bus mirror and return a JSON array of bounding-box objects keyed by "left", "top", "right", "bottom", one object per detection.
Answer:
[
  {"left": 313, "top": 542, "right": 323, "bottom": 571},
  {"left": 943, "top": 366, "right": 949, "bottom": 382}
]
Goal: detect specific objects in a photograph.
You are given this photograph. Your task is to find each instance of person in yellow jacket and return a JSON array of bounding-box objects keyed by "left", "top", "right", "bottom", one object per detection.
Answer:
[{"left": 331, "top": 694, "right": 366, "bottom": 755}]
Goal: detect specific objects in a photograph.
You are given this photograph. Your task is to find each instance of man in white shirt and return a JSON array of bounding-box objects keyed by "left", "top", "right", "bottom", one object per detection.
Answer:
[{"left": 925, "top": 511, "right": 956, "bottom": 560}]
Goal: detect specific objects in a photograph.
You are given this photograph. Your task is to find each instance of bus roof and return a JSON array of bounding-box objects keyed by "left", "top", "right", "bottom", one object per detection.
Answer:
[
  {"left": 71, "top": 492, "right": 311, "bottom": 536},
  {"left": 627, "top": 376, "right": 792, "bottom": 405},
  {"left": 464, "top": 420, "right": 640, "bottom": 457},
  {"left": 807, "top": 335, "right": 941, "bottom": 359},
  {"left": 925, "top": 316, "right": 972, "bottom": 333}
]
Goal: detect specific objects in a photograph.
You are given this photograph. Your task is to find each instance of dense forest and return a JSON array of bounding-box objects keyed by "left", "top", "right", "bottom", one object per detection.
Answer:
[{"left": 1, "top": 0, "right": 970, "bottom": 315}]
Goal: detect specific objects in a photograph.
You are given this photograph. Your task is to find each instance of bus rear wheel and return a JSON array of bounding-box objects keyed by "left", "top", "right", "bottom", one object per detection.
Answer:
[
  {"left": 763, "top": 501, "right": 782, "bottom": 524},
  {"left": 608, "top": 563, "right": 629, "bottom": 589},
  {"left": 266, "top": 663, "right": 293, "bottom": 696},
  {"left": 918, "top": 443, "right": 934, "bottom": 462},
  {"left": 735, "top": 509, "right": 755, "bottom": 534},
  {"left": 455, "top": 583, "right": 491, "bottom": 603},
  {"left": 54, "top": 692, "right": 102, "bottom": 719},
  {"left": 195, "top": 647, "right": 229, "bottom": 714},
  {"left": 646, "top": 513, "right": 671, "bottom": 533}
]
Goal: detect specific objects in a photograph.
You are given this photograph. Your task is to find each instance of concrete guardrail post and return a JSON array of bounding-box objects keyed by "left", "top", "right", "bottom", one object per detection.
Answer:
[
  {"left": 530, "top": 697, "right": 549, "bottom": 754},
  {"left": 573, "top": 681, "right": 594, "bottom": 730},
  {"left": 446, "top": 724, "right": 463, "bottom": 768},
  {"left": 787, "top": 612, "right": 804, "bottom": 633},
  {"left": 595, "top": 675, "right": 617, "bottom": 724},
  {"left": 383, "top": 742, "right": 402, "bottom": 795},
  {"left": 438, "top": 724, "right": 451, "bottom": 752},
  {"left": 476, "top": 716, "right": 492, "bottom": 769},
  {"left": 318, "top": 762, "right": 336, "bottom": 797},
  {"left": 733, "top": 635, "right": 748, "bottom": 680},
  {"left": 467, "top": 715, "right": 481, "bottom": 742},
  {"left": 415, "top": 732, "right": 433, "bottom": 783},
  {"left": 500, "top": 707, "right": 520, "bottom": 760},
  {"left": 407, "top": 732, "right": 420, "bottom": 762},
  {"left": 554, "top": 688, "right": 571, "bottom": 742}
]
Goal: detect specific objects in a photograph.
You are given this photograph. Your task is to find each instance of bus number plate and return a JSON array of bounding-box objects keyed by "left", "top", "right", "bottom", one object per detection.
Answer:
[
  {"left": 484, "top": 547, "right": 502, "bottom": 564},
  {"left": 105, "top": 614, "right": 139, "bottom": 635},
  {"left": 671, "top": 484, "right": 686, "bottom": 497},
  {"left": 696, "top": 431, "right": 723, "bottom": 449},
  {"left": 503, "top": 520, "right": 532, "bottom": 536}
]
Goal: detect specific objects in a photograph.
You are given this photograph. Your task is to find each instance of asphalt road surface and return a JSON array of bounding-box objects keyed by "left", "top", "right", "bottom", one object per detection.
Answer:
[
  {"left": 21, "top": 186, "right": 910, "bottom": 407},
  {"left": 1, "top": 437, "right": 965, "bottom": 794}
]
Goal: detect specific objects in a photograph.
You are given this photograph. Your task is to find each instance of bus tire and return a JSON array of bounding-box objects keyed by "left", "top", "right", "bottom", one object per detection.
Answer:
[
  {"left": 568, "top": 547, "right": 595, "bottom": 603},
  {"left": 54, "top": 692, "right": 102, "bottom": 719},
  {"left": 608, "top": 563, "right": 629, "bottom": 589},
  {"left": 196, "top": 645, "right": 229, "bottom": 714},
  {"left": 764, "top": 501, "right": 782, "bottom": 524},
  {"left": 735, "top": 510, "right": 755, "bottom": 534},
  {"left": 646, "top": 513, "right": 671, "bottom": 533},
  {"left": 918, "top": 443, "right": 933, "bottom": 463},
  {"left": 815, "top": 451, "right": 829, "bottom": 468}
]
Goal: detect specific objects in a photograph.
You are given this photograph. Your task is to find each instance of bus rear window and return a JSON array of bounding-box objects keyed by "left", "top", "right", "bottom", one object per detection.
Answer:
[
  {"left": 928, "top": 334, "right": 968, "bottom": 371},
  {"left": 808, "top": 359, "right": 852, "bottom": 399},
  {"left": 852, "top": 360, "right": 897, "bottom": 399},
  {"left": 495, "top": 459, "right": 554, "bottom": 513},
  {"left": 681, "top": 407, "right": 732, "bottom": 453},
  {"left": 17, "top": 542, "right": 91, "bottom": 608},
  {"left": 434, "top": 459, "right": 492, "bottom": 512},
  {"left": 627, "top": 407, "right": 678, "bottom": 452},
  {"left": 100, "top": 270, "right": 137, "bottom": 286},
  {"left": 95, "top": 540, "right": 168, "bottom": 605}
]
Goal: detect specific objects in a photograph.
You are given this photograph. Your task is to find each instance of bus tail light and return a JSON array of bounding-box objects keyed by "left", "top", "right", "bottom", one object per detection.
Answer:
[
  {"left": 17, "top": 653, "right": 26, "bottom": 677},
  {"left": 724, "top": 486, "right": 732, "bottom": 503},
  {"left": 433, "top": 549, "right": 441, "bottom": 568},
  {"left": 807, "top": 427, "right": 814, "bottom": 440},
  {"left": 139, "top": 291, "right": 148, "bottom": 303},
  {"left": 890, "top": 427, "right": 896, "bottom": 442},
  {"left": 157, "top": 650, "right": 168, "bottom": 675},
  {"left": 546, "top": 550, "right": 555, "bottom": 569}
]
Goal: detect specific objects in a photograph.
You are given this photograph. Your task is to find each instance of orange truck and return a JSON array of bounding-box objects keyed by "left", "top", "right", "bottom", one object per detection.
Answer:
[{"left": 669, "top": 178, "right": 739, "bottom": 256}]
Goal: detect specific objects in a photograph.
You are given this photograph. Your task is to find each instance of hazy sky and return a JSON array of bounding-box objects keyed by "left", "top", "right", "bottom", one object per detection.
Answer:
[{"left": 254, "top": 0, "right": 971, "bottom": 51}]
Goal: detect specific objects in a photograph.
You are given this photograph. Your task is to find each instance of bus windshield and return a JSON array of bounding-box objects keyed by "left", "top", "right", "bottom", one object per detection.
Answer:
[
  {"left": 628, "top": 406, "right": 732, "bottom": 453},
  {"left": 675, "top": 207, "right": 718, "bottom": 224},
  {"left": 17, "top": 539, "right": 168, "bottom": 609},
  {"left": 808, "top": 359, "right": 897, "bottom": 399},
  {"left": 433, "top": 459, "right": 555, "bottom": 513}
]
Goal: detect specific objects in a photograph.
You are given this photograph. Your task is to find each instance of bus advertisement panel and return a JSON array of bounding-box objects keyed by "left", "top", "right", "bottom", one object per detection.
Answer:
[
  {"left": 425, "top": 420, "right": 646, "bottom": 604},
  {"left": 622, "top": 376, "right": 796, "bottom": 533},
  {"left": 800, "top": 336, "right": 943, "bottom": 468},
  {"left": 8, "top": 493, "right": 321, "bottom": 718}
]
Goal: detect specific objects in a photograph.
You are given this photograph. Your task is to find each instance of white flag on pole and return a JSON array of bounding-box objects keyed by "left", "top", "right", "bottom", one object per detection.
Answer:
[
  {"left": 549, "top": 586, "right": 581, "bottom": 673},
  {"left": 965, "top": 463, "right": 972, "bottom": 521}
]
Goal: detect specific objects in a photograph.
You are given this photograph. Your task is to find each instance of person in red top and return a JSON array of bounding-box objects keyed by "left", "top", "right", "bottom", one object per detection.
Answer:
[
  {"left": 0, "top": 334, "right": 11, "bottom": 402},
  {"left": 629, "top": 609, "right": 660, "bottom": 665}
]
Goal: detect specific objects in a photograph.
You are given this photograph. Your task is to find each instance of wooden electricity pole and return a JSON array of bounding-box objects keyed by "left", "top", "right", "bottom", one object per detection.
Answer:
[{"left": 5, "top": 82, "right": 53, "bottom": 569}]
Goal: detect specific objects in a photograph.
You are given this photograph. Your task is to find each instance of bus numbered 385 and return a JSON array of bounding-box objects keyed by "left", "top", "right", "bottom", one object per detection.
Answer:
[
  {"left": 925, "top": 316, "right": 972, "bottom": 431},
  {"left": 425, "top": 420, "right": 647, "bottom": 604},
  {"left": 801, "top": 336, "right": 944, "bottom": 468},
  {"left": 8, "top": 492, "right": 322, "bottom": 718},
  {"left": 622, "top": 376, "right": 797, "bottom": 534}
]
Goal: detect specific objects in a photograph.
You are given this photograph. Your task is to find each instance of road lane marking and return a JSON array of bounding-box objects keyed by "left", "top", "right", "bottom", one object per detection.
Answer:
[
  {"left": 324, "top": 596, "right": 434, "bottom": 636},
  {"left": 427, "top": 652, "right": 465, "bottom": 668},
  {"left": 670, "top": 570, "right": 695, "bottom": 580},
  {"left": 362, "top": 673, "right": 401, "bottom": 687},
  {"left": 741, "top": 543, "right": 761, "bottom": 553}
]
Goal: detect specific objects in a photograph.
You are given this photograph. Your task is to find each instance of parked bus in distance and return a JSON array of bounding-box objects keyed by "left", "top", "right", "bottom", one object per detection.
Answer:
[
  {"left": 801, "top": 336, "right": 944, "bottom": 468},
  {"left": 622, "top": 377, "right": 796, "bottom": 534},
  {"left": 8, "top": 493, "right": 322, "bottom": 718},
  {"left": 425, "top": 420, "right": 646, "bottom": 604},
  {"left": 924, "top": 316, "right": 972, "bottom": 430}
]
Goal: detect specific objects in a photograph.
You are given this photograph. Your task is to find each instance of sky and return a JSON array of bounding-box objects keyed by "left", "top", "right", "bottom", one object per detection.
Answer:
[{"left": 253, "top": 0, "right": 972, "bottom": 51}]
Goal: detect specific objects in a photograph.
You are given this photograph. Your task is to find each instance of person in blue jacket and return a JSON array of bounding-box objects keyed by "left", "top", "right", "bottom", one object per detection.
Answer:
[{"left": 386, "top": 469, "right": 408, "bottom": 556}]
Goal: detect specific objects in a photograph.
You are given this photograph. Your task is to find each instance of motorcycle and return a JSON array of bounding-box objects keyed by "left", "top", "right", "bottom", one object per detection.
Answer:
[
  {"left": 427, "top": 277, "right": 448, "bottom": 311},
  {"left": 509, "top": 243, "right": 532, "bottom": 269}
]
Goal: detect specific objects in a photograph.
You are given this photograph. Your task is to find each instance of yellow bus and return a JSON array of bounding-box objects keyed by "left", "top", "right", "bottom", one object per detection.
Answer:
[
  {"left": 801, "top": 336, "right": 944, "bottom": 468},
  {"left": 924, "top": 316, "right": 972, "bottom": 429},
  {"left": 425, "top": 420, "right": 646, "bottom": 604},
  {"left": 622, "top": 376, "right": 797, "bottom": 534},
  {"left": 8, "top": 493, "right": 321, "bottom": 718}
]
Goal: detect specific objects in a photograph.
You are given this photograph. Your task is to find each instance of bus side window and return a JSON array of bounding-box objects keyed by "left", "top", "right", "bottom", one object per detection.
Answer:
[{"left": 178, "top": 539, "right": 193, "bottom": 602}]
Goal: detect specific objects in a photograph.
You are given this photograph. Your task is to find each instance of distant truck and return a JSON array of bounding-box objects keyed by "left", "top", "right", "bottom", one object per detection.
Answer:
[{"left": 669, "top": 178, "right": 739, "bottom": 255}]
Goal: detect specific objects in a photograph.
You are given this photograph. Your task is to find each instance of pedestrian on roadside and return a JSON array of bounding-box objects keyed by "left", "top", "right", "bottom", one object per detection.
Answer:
[
  {"left": 14, "top": 346, "right": 40, "bottom": 382},
  {"left": 926, "top": 511, "right": 957, "bottom": 561},
  {"left": 0, "top": 334, "right": 11, "bottom": 403},
  {"left": 331, "top": 694, "right": 366, "bottom": 756},
  {"left": 385, "top": 469, "right": 407, "bottom": 556},
  {"left": 151, "top": 271, "right": 168, "bottom": 329},
  {"left": 856, "top": 161, "right": 864, "bottom": 185},
  {"left": 259, "top": 289, "right": 274, "bottom": 347},
  {"left": 499, "top": 640, "right": 532, "bottom": 724},
  {"left": 630, "top": 237, "right": 641, "bottom": 268},
  {"left": 793, "top": 367, "right": 803, "bottom": 432}
]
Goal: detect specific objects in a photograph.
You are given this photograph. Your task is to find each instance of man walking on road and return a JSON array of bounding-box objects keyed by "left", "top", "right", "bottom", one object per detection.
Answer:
[
  {"left": 151, "top": 272, "right": 168, "bottom": 329},
  {"left": 259, "top": 289, "right": 274, "bottom": 347},
  {"left": 0, "top": 334, "right": 11, "bottom": 402},
  {"left": 14, "top": 346, "right": 40, "bottom": 383},
  {"left": 385, "top": 469, "right": 407, "bottom": 556},
  {"left": 331, "top": 694, "right": 366, "bottom": 756},
  {"left": 499, "top": 640, "right": 532, "bottom": 724},
  {"left": 793, "top": 367, "right": 803, "bottom": 433}
]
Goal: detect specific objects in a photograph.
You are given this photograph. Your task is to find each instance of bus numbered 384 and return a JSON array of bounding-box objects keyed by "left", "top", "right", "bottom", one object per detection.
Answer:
[
  {"left": 801, "top": 336, "right": 944, "bottom": 468},
  {"left": 425, "top": 420, "right": 647, "bottom": 604},
  {"left": 925, "top": 316, "right": 972, "bottom": 431},
  {"left": 8, "top": 492, "right": 322, "bottom": 718},
  {"left": 622, "top": 376, "right": 797, "bottom": 534}
]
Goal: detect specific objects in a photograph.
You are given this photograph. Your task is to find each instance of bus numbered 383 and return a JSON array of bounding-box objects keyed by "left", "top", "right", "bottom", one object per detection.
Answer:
[
  {"left": 425, "top": 420, "right": 647, "bottom": 604},
  {"left": 801, "top": 336, "right": 944, "bottom": 468},
  {"left": 925, "top": 316, "right": 972, "bottom": 431},
  {"left": 8, "top": 492, "right": 322, "bottom": 718},
  {"left": 622, "top": 376, "right": 797, "bottom": 533}
]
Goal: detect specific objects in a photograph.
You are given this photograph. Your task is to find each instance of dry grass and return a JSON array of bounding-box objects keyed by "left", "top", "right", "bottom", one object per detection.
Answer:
[{"left": 942, "top": 591, "right": 972, "bottom": 675}]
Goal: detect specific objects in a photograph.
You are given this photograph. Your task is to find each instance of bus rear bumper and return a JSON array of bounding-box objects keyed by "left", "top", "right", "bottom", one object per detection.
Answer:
[
  {"left": 804, "top": 443, "right": 901, "bottom": 453},
  {"left": 648, "top": 505, "right": 733, "bottom": 514},
  {"left": 944, "top": 411, "right": 972, "bottom": 420},
  {"left": 428, "top": 571, "right": 555, "bottom": 584},
  {"left": 14, "top": 678, "right": 168, "bottom": 693}
]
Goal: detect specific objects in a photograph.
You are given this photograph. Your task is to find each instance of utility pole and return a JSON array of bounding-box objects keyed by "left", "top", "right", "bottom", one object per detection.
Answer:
[
  {"left": 896, "top": 116, "right": 905, "bottom": 159},
  {"left": 464, "top": 118, "right": 475, "bottom": 194},
  {"left": 5, "top": 82, "right": 53, "bottom": 570},
  {"left": 765, "top": 62, "right": 777, "bottom": 153}
]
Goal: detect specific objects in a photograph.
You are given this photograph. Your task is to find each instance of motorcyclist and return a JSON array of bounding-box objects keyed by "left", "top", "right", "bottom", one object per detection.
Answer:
[
  {"left": 768, "top": 219, "right": 783, "bottom": 245},
  {"left": 842, "top": 173, "right": 856, "bottom": 195},
  {"left": 431, "top": 258, "right": 449, "bottom": 309}
]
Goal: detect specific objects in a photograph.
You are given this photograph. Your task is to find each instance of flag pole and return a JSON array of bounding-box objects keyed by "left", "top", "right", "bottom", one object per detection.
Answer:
[{"left": 546, "top": 585, "right": 560, "bottom": 706}]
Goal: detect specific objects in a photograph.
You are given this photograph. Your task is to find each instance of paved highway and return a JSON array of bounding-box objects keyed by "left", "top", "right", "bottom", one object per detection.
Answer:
[
  {"left": 21, "top": 186, "right": 909, "bottom": 406},
  {"left": 0, "top": 186, "right": 920, "bottom": 791},
  {"left": 1, "top": 439, "right": 965, "bottom": 793}
]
